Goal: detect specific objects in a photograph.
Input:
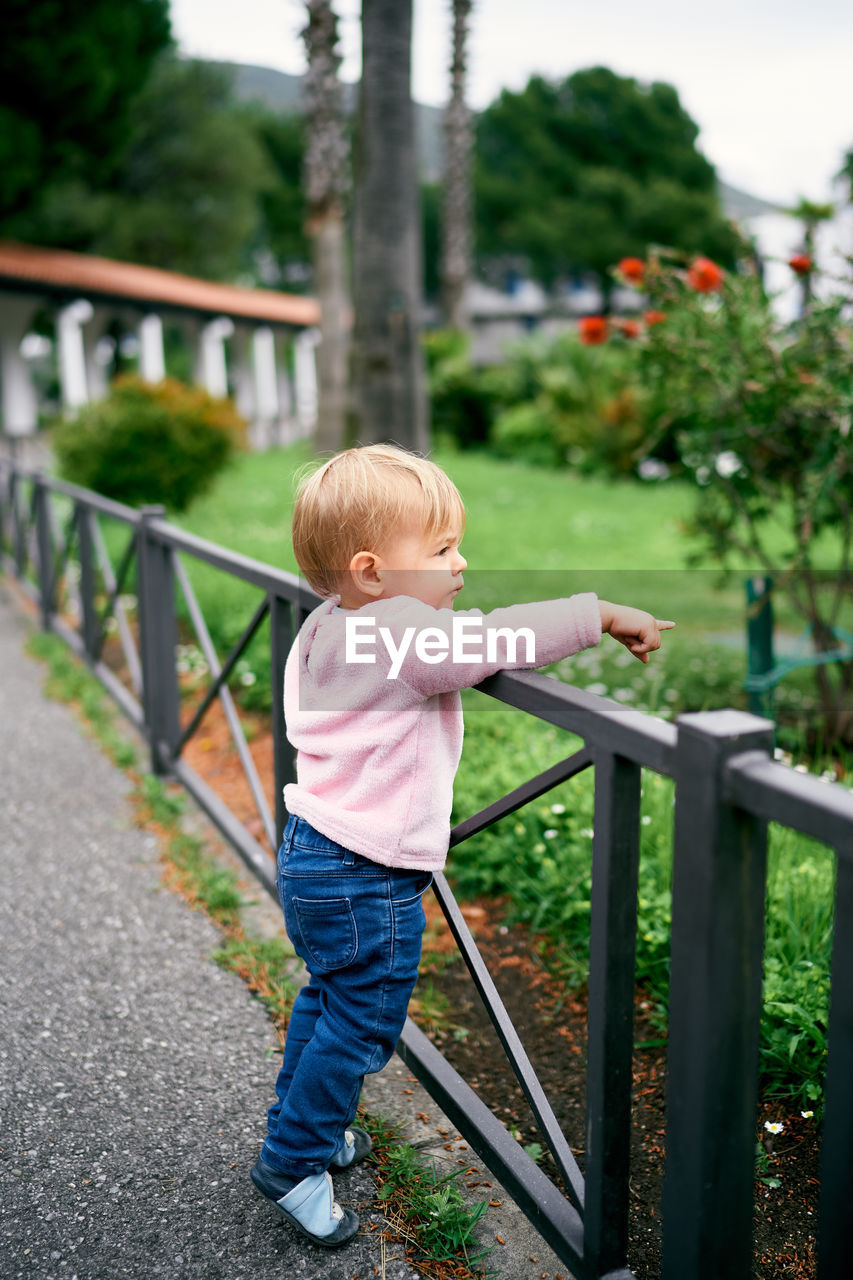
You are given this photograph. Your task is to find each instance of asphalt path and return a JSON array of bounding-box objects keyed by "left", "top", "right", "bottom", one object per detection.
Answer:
[{"left": 0, "top": 584, "right": 422, "bottom": 1280}]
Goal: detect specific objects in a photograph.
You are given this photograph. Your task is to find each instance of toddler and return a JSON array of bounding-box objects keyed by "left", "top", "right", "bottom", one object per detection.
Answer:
[{"left": 251, "top": 444, "right": 673, "bottom": 1246}]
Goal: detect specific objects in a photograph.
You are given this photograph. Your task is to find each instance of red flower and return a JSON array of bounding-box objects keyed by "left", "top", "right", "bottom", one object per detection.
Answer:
[
  {"left": 616, "top": 319, "right": 641, "bottom": 339},
  {"left": 789, "top": 253, "right": 813, "bottom": 276},
  {"left": 643, "top": 309, "right": 667, "bottom": 326},
  {"left": 686, "top": 257, "right": 724, "bottom": 293},
  {"left": 578, "top": 316, "right": 608, "bottom": 345},
  {"left": 617, "top": 257, "right": 646, "bottom": 285}
]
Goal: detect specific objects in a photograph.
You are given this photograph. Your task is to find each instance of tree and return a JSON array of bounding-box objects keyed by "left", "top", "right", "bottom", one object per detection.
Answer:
[
  {"left": 474, "top": 66, "right": 738, "bottom": 299},
  {"left": 637, "top": 250, "right": 853, "bottom": 745},
  {"left": 787, "top": 197, "right": 834, "bottom": 314},
  {"left": 18, "top": 57, "right": 273, "bottom": 281},
  {"left": 302, "top": 0, "right": 351, "bottom": 453},
  {"left": 350, "top": 0, "right": 428, "bottom": 451},
  {"left": 0, "top": 0, "right": 171, "bottom": 232},
  {"left": 252, "top": 112, "right": 310, "bottom": 281},
  {"left": 441, "top": 0, "right": 474, "bottom": 332},
  {"left": 96, "top": 58, "right": 272, "bottom": 279}
]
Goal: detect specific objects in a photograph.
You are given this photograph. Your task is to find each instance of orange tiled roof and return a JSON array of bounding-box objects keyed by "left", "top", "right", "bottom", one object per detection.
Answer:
[{"left": 0, "top": 241, "right": 319, "bottom": 328}]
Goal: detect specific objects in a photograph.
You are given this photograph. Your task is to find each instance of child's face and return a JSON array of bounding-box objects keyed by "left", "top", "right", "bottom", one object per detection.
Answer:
[{"left": 376, "top": 522, "right": 467, "bottom": 610}]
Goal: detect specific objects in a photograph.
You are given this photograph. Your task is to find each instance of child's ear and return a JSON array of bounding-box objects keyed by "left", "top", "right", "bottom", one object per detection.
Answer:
[{"left": 348, "top": 550, "right": 384, "bottom": 598}]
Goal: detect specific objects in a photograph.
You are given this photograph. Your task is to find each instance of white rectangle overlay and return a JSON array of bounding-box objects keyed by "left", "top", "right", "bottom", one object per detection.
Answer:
[{"left": 345, "top": 615, "right": 536, "bottom": 679}]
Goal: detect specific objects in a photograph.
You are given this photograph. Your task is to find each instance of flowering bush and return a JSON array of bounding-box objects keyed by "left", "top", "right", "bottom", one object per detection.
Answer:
[
  {"left": 788, "top": 253, "right": 813, "bottom": 277},
  {"left": 578, "top": 315, "right": 609, "bottom": 345},
  {"left": 684, "top": 255, "right": 724, "bottom": 293},
  {"left": 491, "top": 332, "right": 649, "bottom": 474},
  {"left": 635, "top": 247, "right": 853, "bottom": 743}
]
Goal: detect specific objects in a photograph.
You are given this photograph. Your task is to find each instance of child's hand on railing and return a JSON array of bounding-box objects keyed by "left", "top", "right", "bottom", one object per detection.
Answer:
[{"left": 598, "top": 601, "right": 675, "bottom": 664}]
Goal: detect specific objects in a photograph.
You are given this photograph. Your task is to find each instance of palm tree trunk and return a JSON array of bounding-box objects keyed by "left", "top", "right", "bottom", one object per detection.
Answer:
[
  {"left": 350, "top": 0, "right": 428, "bottom": 452},
  {"left": 441, "top": 0, "right": 474, "bottom": 333},
  {"left": 302, "top": 0, "right": 351, "bottom": 453}
]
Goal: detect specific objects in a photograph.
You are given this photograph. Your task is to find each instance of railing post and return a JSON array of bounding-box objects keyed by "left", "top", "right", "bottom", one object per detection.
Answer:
[
  {"left": 746, "top": 576, "right": 774, "bottom": 717},
  {"left": 10, "top": 468, "right": 27, "bottom": 578},
  {"left": 76, "top": 504, "right": 99, "bottom": 660},
  {"left": 817, "top": 848, "right": 853, "bottom": 1278},
  {"left": 584, "top": 749, "right": 642, "bottom": 1276},
  {"left": 662, "top": 709, "right": 773, "bottom": 1280},
  {"left": 33, "top": 472, "right": 55, "bottom": 629},
  {"left": 269, "top": 591, "right": 295, "bottom": 849},
  {"left": 136, "top": 505, "right": 181, "bottom": 775}
]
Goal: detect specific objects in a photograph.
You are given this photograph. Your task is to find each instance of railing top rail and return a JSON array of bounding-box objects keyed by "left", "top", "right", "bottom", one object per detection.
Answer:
[
  {"left": 144, "top": 515, "right": 319, "bottom": 603},
  {"left": 0, "top": 462, "right": 143, "bottom": 525},
  {"left": 479, "top": 668, "right": 679, "bottom": 774},
  {"left": 725, "top": 748, "right": 853, "bottom": 853}
]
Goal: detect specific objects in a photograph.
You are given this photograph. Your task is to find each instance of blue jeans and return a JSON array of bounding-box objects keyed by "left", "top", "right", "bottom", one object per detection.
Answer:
[{"left": 261, "top": 815, "right": 432, "bottom": 1178}]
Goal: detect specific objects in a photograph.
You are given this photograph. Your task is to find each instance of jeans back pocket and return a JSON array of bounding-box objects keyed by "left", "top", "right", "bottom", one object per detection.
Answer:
[{"left": 288, "top": 895, "right": 358, "bottom": 972}]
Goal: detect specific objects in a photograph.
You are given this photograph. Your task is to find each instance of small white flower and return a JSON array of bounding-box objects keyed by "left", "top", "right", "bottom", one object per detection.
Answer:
[
  {"left": 550, "top": 803, "right": 566, "bottom": 815},
  {"left": 764, "top": 1121, "right": 784, "bottom": 1135},
  {"left": 239, "top": 671, "right": 257, "bottom": 687},
  {"left": 715, "top": 450, "right": 743, "bottom": 478},
  {"left": 641, "top": 815, "right": 652, "bottom": 826},
  {"left": 638, "top": 458, "right": 670, "bottom": 481},
  {"left": 580, "top": 827, "right": 594, "bottom": 839},
  {"left": 800, "top": 1110, "right": 814, "bottom": 1119},
  {"left": 543, "top": 829, "right": 558, "bottom": 839},
  {"left": 587, "top": 682, "right": 608, "bottom": 697}
]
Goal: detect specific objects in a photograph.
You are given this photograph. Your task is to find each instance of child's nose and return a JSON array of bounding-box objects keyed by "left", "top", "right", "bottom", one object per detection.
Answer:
[{"left": 454, "top": 551, "right": 467, "bottom": 572}]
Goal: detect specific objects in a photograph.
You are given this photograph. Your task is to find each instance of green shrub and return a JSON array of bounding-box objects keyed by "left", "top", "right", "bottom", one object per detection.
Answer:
[
  {"left": 489, "top": 334, "right": 654, "bottom": 475},
  {"left": 490, "top": 400, "right": 558, "bottom": 466},
  {"left": 424, "top": 328, "right": 507, "bottom": 449},
  {"left": 53, "top": 376, "right": 246, "bottom": 512}
]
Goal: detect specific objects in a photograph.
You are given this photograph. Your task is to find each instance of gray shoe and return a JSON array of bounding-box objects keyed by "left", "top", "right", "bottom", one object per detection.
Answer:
[
  {"left": 250, "top": 1159, "right": 359, "bottom": 1247},
  {"left": 329, "top": 1126, "right": 373, "bottom": 1170}
]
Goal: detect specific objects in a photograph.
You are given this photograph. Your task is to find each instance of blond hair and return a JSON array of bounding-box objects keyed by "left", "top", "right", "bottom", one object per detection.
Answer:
[{"left": 292, "top": 444, "right": 465, "bottom": 597}]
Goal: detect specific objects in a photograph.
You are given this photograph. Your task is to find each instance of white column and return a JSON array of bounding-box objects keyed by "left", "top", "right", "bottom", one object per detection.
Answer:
[
  {"left": 198, "top": 316, "right": 234, "bottom": 398},
  {"left": 252, "top": 327, "right": 279, "bottom": 422},
  {"left": 230, "top": 326, "right": 256, "bottom": 425},
  {"left": 139, "top": 313, "right": 166, "bottom": 383},
  {"left": 57, "top": 299, "right": 94, "bottom": 411},
  {"left": 276, "top": 341, "right": 294, "bottom": 426},
  {"left": 84, "top": 307, "right": 112, "bottom": 403},
  {"left": 0, "top": 297, "right": 40, "bottom": 435},
  {"left": 293, "top": 327, "right": 320, "bottom": 432}
]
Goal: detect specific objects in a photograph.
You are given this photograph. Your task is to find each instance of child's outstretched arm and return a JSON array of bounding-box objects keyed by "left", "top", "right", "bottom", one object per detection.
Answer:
[{"left": 598, "top": 601, "right": 675, "bottom": 664}]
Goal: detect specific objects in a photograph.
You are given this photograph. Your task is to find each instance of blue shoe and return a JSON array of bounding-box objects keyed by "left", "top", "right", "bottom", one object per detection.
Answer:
[
  {"left": 329, "top": 1126, "right": 373, "bottom": 1170},
  {"left": 250, "top": 1159, "right": 359, "bottom": 1247}
]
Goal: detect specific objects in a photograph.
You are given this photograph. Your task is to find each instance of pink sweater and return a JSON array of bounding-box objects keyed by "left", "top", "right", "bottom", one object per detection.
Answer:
[{"left": 283, "top": 593, "right": 602, "bottom": 870}]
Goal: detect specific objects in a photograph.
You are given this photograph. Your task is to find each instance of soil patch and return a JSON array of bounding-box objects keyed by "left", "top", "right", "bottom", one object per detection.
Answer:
[{"left": 413, "top": 895, "right": 821, "bottom": 1280}]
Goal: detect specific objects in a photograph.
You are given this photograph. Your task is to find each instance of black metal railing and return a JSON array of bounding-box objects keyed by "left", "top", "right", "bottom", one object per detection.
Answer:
[{"left": 2, "top": 456, "right": 852, "bottom": 1280}]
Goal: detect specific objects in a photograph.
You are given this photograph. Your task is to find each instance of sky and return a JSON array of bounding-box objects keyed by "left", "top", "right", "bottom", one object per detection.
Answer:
[{"left": 169, "top": 0, "right": 853, "bottom": 209}]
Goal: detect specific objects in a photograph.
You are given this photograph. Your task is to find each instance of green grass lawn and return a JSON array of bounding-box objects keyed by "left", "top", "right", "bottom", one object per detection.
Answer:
[
  {"left": 179, "top": 440, "right": 700, "bottom": 569},
  {"left": 176, "top": 442, "right": 847, "bottom": 639},
  {"left": 175, "top": 442, "right": 749, "bottom": 640}
]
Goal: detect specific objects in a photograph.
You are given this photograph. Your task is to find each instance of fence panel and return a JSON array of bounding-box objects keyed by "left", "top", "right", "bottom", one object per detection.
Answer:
[{"left": 4, "top": 458, "right": 853, "bottom": 1278}]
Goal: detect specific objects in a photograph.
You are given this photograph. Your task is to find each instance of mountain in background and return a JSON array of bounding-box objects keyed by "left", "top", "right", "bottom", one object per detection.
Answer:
[
  {"left": 207, "top": 59, "right": 445, "bottom": 182},
  {"left": 208, "top": 58, "right": 783, "bottom": 220}
]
